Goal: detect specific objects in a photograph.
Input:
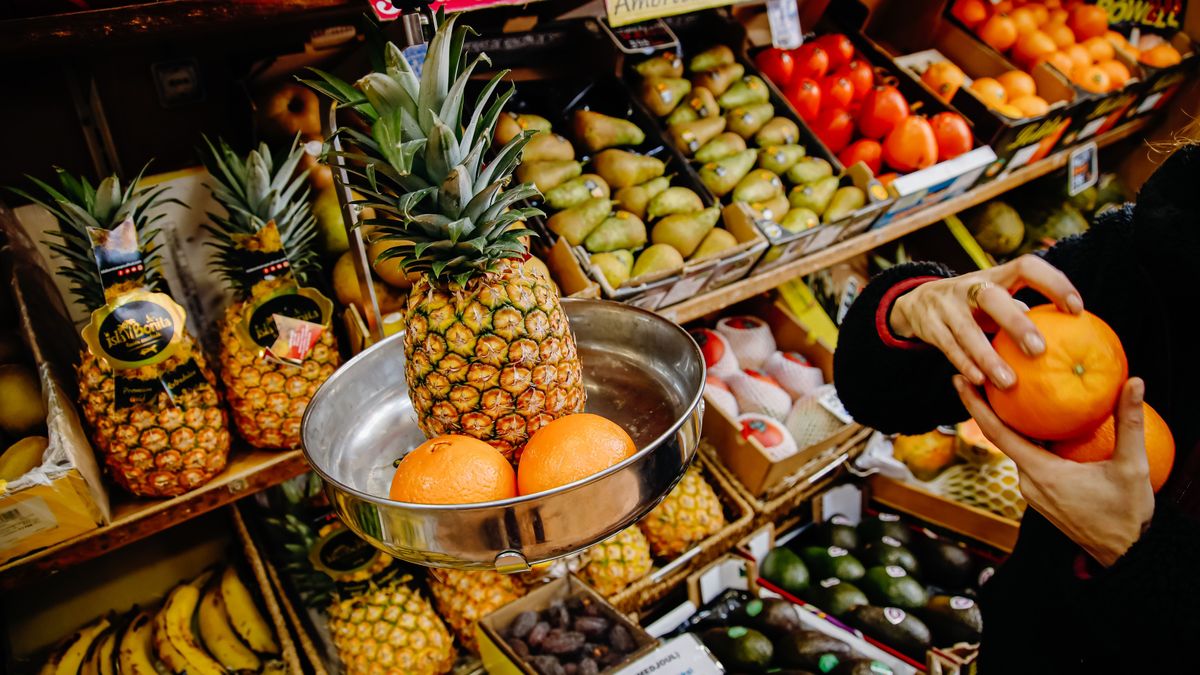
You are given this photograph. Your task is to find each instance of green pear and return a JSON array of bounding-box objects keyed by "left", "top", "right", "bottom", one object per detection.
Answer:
[
  {"left": 592, "top": 149, "right": 666, "bottom": 189},
  {"left": 786, "top": 157, "right": 835, "bottom": 185},
  {"left": 547, "top": 197, "right": 614, "bottom": 246},
  {"left": 726, "top": 103, "right": 775, "bottom": 139},
  {"left": 523, "top": 132, "right": 576, "bottom": 162},
  {"left": 635, "top": 52, "right": 684, "bottom": 79},
  {"left": 693, "top": 63, "right": 745, "bottom": 97},
  {"left": 689, "top": 45, "right": 735, "bottom": 73},
  {"left": 691, "top": 227, "right": 739, "bottom": 260},
  {"left": 311, "top": 187, "right": 349, "bottom": 255},
  {"left": 748, "top": 194, "right": 791, "bottom": 222},
  {"left": 544, "top": 173, "right": 611, "bottom": 211},
  {"left": 495, "top": 112, "right": 552, "bottom": 146},
  {"left": 668, "top": 116, "right": 727, "bottom": 156},
  {"left": 590, "top": 250, "right": 635, "bottom": 288},
  {"left": 788, "top": 175, "right": 839, "bottom": 215},
  {"left": 718, "top": 76, "right": 771, "bottom": 108},
  {"left": 823, "top": 186, "right": 867, "bottom": 224},
  {"left": 732, "top": 169, "right": 785, "bottom": 204},
  {"left": 695, "top": 133, "right": 748, "bottom": 163},
  {"left": 584, "top": 211, "right": 648, "bottom": 252},
  {"left": 516, "top": 160, "right": 583, "bottom": 193},
  {"left": 666, "top": 87, "right": 720, "bottom": 125},
  {"left": 632, "top": 243, "right": 685, "bottom": 279},
  {"left": 758, "top": 145, "right": 807, "bottom": 175},
  {"left": 651, "top": 206, "right": 720, "bottom": 258},
  {"left": 613, "top": 176, "right": 671, "bottom": 220},
  {"left": 639, "top": 77, "right": 692, "bottom": 117},
  {"left": 781, "top": 208, "right": 820, "bottom": 233},
  {"left": 573, "top": 110, "right": 646, "bottom": 152},
  {"left": 754, "top": 117, "right": 801, "bottom": 148},
  {"left": 647, "top": 187, "right": 704, "bottom": 219},
  {"left": 698, "top": 149, "right": 757, "bottom": 198}
]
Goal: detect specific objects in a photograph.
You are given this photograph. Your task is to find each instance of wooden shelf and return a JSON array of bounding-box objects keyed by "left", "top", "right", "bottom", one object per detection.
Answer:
[
  {"left": 0, "top": 448, "right": 309, "bottom": 591},
  {"left": 658, "top": 118, "right": 1151, "bottom": 324}
]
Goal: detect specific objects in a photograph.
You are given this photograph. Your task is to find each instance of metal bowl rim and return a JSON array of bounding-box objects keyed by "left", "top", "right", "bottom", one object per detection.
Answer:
[{"left": 301, "top": 297, "right": 705, "bottom": 512}]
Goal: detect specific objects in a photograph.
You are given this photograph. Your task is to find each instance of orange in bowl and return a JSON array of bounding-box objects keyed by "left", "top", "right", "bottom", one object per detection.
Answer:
[
  {"left": 1053, "top": 403, "right": 1175, "bottom": 492},
  {"left": 390, "top": 434, "right": 517, "bottom": 504},
  {"left": 517, "top": 413, "right": 637, "bottom": 495}
]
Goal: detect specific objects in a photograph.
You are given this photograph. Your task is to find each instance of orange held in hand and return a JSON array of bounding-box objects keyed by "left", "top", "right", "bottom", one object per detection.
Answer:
[
  {"left": 984, "top": 306, "right": 1127, "bottom": 441},
  {"left": 390, "top": 434, "right": 517, "bottom": 504},
  {"left": 1053, "top": 403, "right": 1176, "bottom": 492},
  {"left": 516, "top": 413, "right": 637, "bottom": 495}
]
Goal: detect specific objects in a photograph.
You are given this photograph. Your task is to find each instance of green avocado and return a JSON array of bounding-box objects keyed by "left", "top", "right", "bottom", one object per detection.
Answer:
[
  {"left": 699, "top": 626, "right": 773, "bottom": 671},
  {"left": 774, "top": 630, "right": 854, "bottom": 671},
  {"left": 729, "top": 598, "right": 804, "bottom": 638},
  {"left": 857, "top": 515, "right": 911, "bottom": 546},
  {"left": 801, "top": 546, "right": 866, "bottom": 582},
  {"left": 847, "top": 605, "right": 933, "bottom": 657},
  {"left": 807, "top": 518, "right": 859, "bottom": 551},
  {"left": 860, "top": 537, "right": 920, "bottom": 576},
  {"left": 835, "top": 659, "right": 896, "bottom": 675},
  {"left": 808, "top": 578, "right": 869, "bottom": 617},
  {"left": 859, "top": 566, "right": 929, "bottom": 610},
  {"left": 762, "top": 547, "right": 811, "bottom": 595},
  {"left": 914, "top": 535, "right": 975, "bottom": 590},
  {"left": 921, "top": 594, "right": 983, "bottom": 645}
]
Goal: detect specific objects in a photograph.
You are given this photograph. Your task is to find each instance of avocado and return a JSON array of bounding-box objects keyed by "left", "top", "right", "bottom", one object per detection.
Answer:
[
  {"left": 921, "top": 594, "right": 983, "bottom": 645},
  {"left": 800, "top": 546, "right": 865, "bottom": 582},
  {"left": 966, "top": 201, "right": 1025, "bottom": 256},
  {"left": 761, "top": 547, "right": 811, "bottom": 595},
  {"left": 730, "top": 598, "right": 803, "bottom": 638},
  {"left": 847, "top": 605, "right": 932, "bottom": 658},
  {"left": 860, "top": 537, "right": 920, "bottom": 576},
  {"left": 774, "top": 630, "right": 854, "bottom": 670},
  {"left": 806, "top": 518, "right": 859, "bottom": 551},
  {"left": 699, "top": 626, "right": 773, "bottom": 671},
  {"left": 913, "top": 535, "right": 974, "bottom": 590},
  {"left": 857, "top": 514, "right": 911, "bottom": 546},
  {"left": 834, "top": 659, "right": 896, "bottom": 675},
  {"left": 860, "top": 566, "right": 929, "bottom": 610},
  {"left": 808, "top": 578, "right": 869, "bottom": 617}
]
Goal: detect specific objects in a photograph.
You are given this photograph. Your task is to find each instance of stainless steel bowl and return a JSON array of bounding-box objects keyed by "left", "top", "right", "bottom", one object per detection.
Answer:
[{"left": 302, "top": 298, "right": 704, "bottom": 571}]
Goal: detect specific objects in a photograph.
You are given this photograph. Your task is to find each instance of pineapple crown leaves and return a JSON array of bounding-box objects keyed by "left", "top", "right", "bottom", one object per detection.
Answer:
[
  {"left": 301, "top": 11, "right": 541, "bottom": 286},
  {"left": 6, "top": 164, "right": 178, "bottom": 312},
  {"left": 199, "top": 135, "right": 320, "bottom": 294}
]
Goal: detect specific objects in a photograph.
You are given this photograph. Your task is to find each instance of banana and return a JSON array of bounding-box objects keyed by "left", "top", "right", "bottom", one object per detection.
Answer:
[
  {"left": 261, "top": 660, "right": 289, "bottom": 674},
  {"left": 80, "top": 624, "right": 116, "bottom": 675},
  {"left": 117, "top": 612, "right": 160, "bottom": 675},
  {"left": 218, "top": 566, "right": 279, "bottom": 655},
  {"left": 39, "top": 616, "right": 111, "bottom": 675},
  {"left": 152, "top": 601, "right": 190, "bottom": 674},
  {"left": 161, "top": 576, "right": 226, "bottom": 675},
  {"left": 198, "top": 578, "right": 261, "bottom": 671}
]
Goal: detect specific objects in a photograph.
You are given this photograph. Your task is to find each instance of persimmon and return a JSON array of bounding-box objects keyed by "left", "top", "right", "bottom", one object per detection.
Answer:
[
  {"left": 1067, "top": 4, "right": 1108, "bottom": 41},
  {"left": 1053, "top": 403, "right": 1175, "bottom": 492},
  {"left": 1072, "top": 64, "right": 1112, "bottom": 93},
  {"left": 930, "top": 112, "right": 973, "bottom": 161},
  {"left": 985, "top": 306, "right": 1128, "bottom": 441},
  {"left": 969, "top": 77, "right": 1009, "bottom": 106},
  {"left": 882, "top": 115, "right": 939, "bottom": 172},
  {"left": 1013, "top": 31, "right": 1058, "bottom": 68},
  {"left": 997, "top": 70, "right": 1037, "bottom": 99},
  {"left": 979, "top": 15, "right": 1019, "bottom": 52},
  {"left": 1097, "top": 59, "right": 1131, "bottom": 89},
  {"left": 922, "top": 61, "right": 966, "bottom": 102}
]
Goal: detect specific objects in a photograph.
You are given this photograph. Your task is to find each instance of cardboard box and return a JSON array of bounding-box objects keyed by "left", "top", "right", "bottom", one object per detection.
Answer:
[
  {"left": 868, "top": 473, "right": 1019, "bottom": 552},
  {"left": 1101, "top": 1, "right": 1199, "bottom": 120}
]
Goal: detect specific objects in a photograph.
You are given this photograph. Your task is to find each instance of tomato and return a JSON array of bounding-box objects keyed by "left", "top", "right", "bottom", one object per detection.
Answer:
[
  {"left": 755, "top": 47, "right": 796, "bottom": 87},
  {"left": 794, "top": 43, "right": 830, "bottom": 80},
  {"left": 858, "top": 85, "right": 910, "bottom": 139},
  {"left": 930, "top": 112, "right": 974, "bottom": 162},
  {"left": 883, "top": 115, "right": 939, "bottom": 173},
  {"left": 821, "top": 75, "right": 855, "bottom": 110},
  {"left": 837, "top": 59, "right": 875, "bottom": 101},
  {"left": 816, "top": 34, "right": 855, "bottom": 70},
  {"left": 784, "top": 78, "right": 822, "bottom": 122},
  {"left": 812, "top": 107, "right": 855, "bottom": 153},
  {"left": 838, "top": 138, "right": 884, "bottom": 174}
]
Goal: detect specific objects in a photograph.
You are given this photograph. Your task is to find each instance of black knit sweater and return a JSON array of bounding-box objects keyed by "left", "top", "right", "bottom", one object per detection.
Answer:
[{"left": 833, "top": 145, "right": 1200, "bottom": 674}]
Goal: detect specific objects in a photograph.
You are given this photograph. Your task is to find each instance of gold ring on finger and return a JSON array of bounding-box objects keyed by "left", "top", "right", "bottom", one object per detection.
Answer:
[{"left": 967, "top": 281, "right": 994, "bottom": 310}]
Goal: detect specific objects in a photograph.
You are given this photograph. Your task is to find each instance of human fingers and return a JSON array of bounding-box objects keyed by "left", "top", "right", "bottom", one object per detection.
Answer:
[
  {"left": 951, "top": 375, "right": 1051, "bottom": 472},
  {"left": 974, "top": 283, "right": 1045, "bottom": 357},
  {"left": 942, "top": 299, "right": 1015, "bottom": 388},
  {"left": 926, "top": 320, "right": 986, "bottom": 385},
  {"left": 994, "top": 256, "right": 1083, "bottom": 315},
  {"left": 1111, "top": 378, "right": 1150, "bottom": 478}
]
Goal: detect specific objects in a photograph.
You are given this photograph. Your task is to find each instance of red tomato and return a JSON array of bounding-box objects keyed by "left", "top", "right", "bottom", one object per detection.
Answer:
[
  {"left": 930, "top": 112, "right": 974, "bottom": 162},
  {"left": 784, "top": 78, "right": 822, "bottom": 122},
  {"left": 838, "top": 138, "right": 884, "bottom": 174},
  {"left": 813, "top": 108, "right": 855, "bottom": 153},
  {"left": 821, "top": 75, "right": 855, "bottom": 110},
  {"left": 883, "top": 116, "right": 939, "bottom": 173},
  {"left": 858, "top": 85, "right": 910, "bottom": 139},
  {"left": 794, "top": 43, "right": 830, "bottom": 80},
  {"left": 755, "top": 47, "right": 796, "bottom": 87},
  {"left": 837, "top": 59, "right": 875, "bottom": 101},
  {"left": 816, "top": 34, "right": 856, "bottom": 70}
]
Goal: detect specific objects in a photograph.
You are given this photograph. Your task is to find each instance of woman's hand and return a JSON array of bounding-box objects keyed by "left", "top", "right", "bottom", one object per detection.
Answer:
[
  {"left": 891, "top": 255, "right": 1084, "bottom": 388},
  {"left": 954, "top": 375, "right": 1155, "bottom": 567}
]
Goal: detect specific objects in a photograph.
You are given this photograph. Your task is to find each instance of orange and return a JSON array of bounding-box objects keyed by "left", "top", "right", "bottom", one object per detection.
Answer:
[
  {"left": 1097, "top": 59, "right": 1131, "bottom": 89},
  {"left": 997, "top": 70, "right": 1037, "bottom": 98},
  {"left": 1011, "top": 94, "right": 1050, "bottom": 116},
  {"left": 1013, "top": 30, "right": 1058, "bottom": 68},
  {"left": 1010, "top": 7, "right": 1039, "bottom": 34},
  {"left": 1047, "top": 8, "right": 1070, "bottom": 26},
  {"left": 922, "top": 61, "right": 966, "bottom": 102},
  {"left": 993, "top": 0, "right": 1014, "bottom": 13},
  {"left": 1040, "top": 50, "right": 1077, "bottom": 77},
  {"left": 1028, "top": 4, "right": 1049, "bottom": 25},
  {"left": 979, "top": 15, "right": 1019, "bottom": 52},
  {"left": 969, "top": 76, "right": 1009, "bottom": 105},
  {"left": 1140, "top": 44, "right": 1183, "bottom": 68},
  {"left": 516, "top": 413, "right": 636, "bottom": 495},
  {"left": 1068, "top": 4, "right": 1108, "bottom": 41},
  {"left": 390, "top": 434, "right": 517, "bottom": 504},
  {"left": 1106, "top": 30, "right": 1129, "bottom": 48},
  {"left": 994, "top": 102, "right": 1028, "bottom": 118},
  {"left": 1045, "top": 23, "right": 1076, "bottom": 49},
  {"left": 1072, "top": 64, "right": 1112, "bottom": 93},
  {"left": 952, "top": 0, "right": 990, "bottom": 28},
  {"left": 985, "top": 306, "right": 1128, "bottom": 441},
  {"left": 1053, "top": 403, "right": 1176, "bottom": 492},
  {"left": 1083, "top": 36, "right": 1115, "bottom": 62},
  {"left": 1064, "top": 43, "right": 1093, "bottom": 71}
]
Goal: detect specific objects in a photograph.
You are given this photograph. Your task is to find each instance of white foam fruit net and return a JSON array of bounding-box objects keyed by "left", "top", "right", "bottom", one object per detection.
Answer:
[{"left": 930, "top": 457, "right": 1027, "bottom": 520}]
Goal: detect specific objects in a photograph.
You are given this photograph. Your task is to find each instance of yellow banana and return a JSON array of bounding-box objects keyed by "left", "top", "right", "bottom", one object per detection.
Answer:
[
  {"left": 152, "top": 602, "right": 189, "bottom": 674},
  {"left": 161, "top": 578, "right": 226, "bottom": 675},
  {"left": 219, "top": 566, "right": 279, "bottom": 655},
  {"left": 81, "top": 624, "right": 116, "bottom": 675},
  {"left": 198, "top": 579, "right": 261, "bottom": 671},
  {"left": 39, "top": 616, "right": 111, "bottom": 675},
  {"left": 116, "top": 612, "right": 159, "bottom": 675}
]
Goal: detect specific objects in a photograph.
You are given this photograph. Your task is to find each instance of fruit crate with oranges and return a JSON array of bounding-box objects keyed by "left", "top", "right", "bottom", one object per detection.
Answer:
[{"left": 1097, "top": 0, "right": 1199, "bottom": 121}]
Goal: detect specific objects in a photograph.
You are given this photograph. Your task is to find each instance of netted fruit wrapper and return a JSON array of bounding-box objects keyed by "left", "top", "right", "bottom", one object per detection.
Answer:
[
  {"left": 729, "top": 369, "right": 792, "bottom": 420},
  {"left": 690, "top": 327, "right": 740, "bottom": 378},
  {"left": 704, "top": 375, "right": 739, "bottom": 418},
  {"left": 716, "top": 316, "right": 776, "bottom": 370},
  {"left": 738, "top": 413, "right": 798, "bottom": 461},
  {"left": 763, "top": 350, "right": 825, "bottom": 399},
  {"left": 930, "top": 458, "right": 1027, "bottom": 520},
  {"left": 785, "top": 396, "right": 845, "bottom": 448}
]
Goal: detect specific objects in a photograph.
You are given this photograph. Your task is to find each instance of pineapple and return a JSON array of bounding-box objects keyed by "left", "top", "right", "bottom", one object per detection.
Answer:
[
  {"left": 427, "top": 569, "right": 526, "bottom": 653},
  {"left": 639, "top": 465, "right": 727, "bottom": 559},
  {"left": 305, "top": 12, "right": 585, "bottom": 462},
  {"left": 579, "top": 526, "right": 654, "bottom": 597},
  {"left": 14, "top": 168, "right": 231, "bottom": 497},
  {"left": 200, "top": 136, "right": 340, "bottom": 449}
]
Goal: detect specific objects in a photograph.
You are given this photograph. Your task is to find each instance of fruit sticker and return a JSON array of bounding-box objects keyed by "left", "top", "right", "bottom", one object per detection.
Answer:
[
  {"left": 83, "top": 291, "right": 187, "bottom": 371},
  {"left": 87, "top": 218, "right": 147, "bottom": 297}
]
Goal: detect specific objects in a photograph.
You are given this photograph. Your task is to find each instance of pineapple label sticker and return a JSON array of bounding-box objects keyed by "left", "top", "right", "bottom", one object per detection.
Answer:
[
  {"left": 242, "top": 287, "right": 332, "bottom": 365},
  {"left": 83, "top": 290, "right": 187, "bottom": 370},
  {"left": 87, "top": 218, "right": 147, "bottom": 293}
]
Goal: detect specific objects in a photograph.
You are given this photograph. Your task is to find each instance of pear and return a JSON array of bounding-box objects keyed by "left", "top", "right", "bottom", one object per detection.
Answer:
[
  {"left": 547, "top": 197, "right": 614, "bottom": 246},
  {"left": 590, "top": 250, "right": 635, "bottom": 288},
  {"left": 718, "top": 76, "right": 771, "bottom": 108},
  {"left": 693, "top": 63, "right": 745, "bottom": 97},
  {"left": 584, "top": 211, "right": 648, "bottom": 252},
  {"left": 691, "top": 228, "right": 739, "bottom": 260},
  {"left": 788, "top": 175, "right": 839, "bottom": 215},
  {"left": 517, "top": 160, "right": 583, "bottom": 193},
  {"left": 639, "top": 77, "right": 692, "bottom": 117},
  {"left": 632, "top": 244, "right": 685, "bottom": 279},
  {"left": 698, "top": 148, "right": 757, "bottom": 198},
  {"left": 748, "top": 194, "right": 791, "bottom": 222},
  {"left": 668, "top": 116, "right": 727, "bottom": 156},
  {"left": 544, "top": 173, "right": 611, "bottom": 210},
  {"left": 758, "top": 145, "right": 807, "bottom": 174},
  {"left": 613, "top": 176, "right": 671, "bottom": 220},
  {"left": 573, "top": 110, "right": 646, "bottom": 152},
  {"left": 732, "top": 169, "right": 786, "bottom": 204},
  {"left": 651, "top": 205, "right": 721, "bottom": 258},
  {"left": 823, "top": 186, "right": 867, "bottom": 223},
  {"left": 666, "top": 87, "right": 721, "bottom": 125},
  {"left": 754, "top": 117, "right": 801, "bottom": 147},
  {"left": 726, "top": 102, "right": 775, "bottom": 139},
  {"left": 786, "top": 156, "right": 835, "bottom": 185},
  {"left": 495, "top": 112, "right": 552, "bottom": 146},
  {"left": 523, "top": 132, "right": 576, "bottom": 162},
  {"left": 781, "top": 208, "right": 820, "bottom": 233},
  {"left": 689, "top": 45, "right": 735, "bottom": 73},
  {"left": 592, "top": 149, "right": 666, "bottom": 189},
  {"left": 695, "top": 133, "right": 748, "bottom": 163},
  {"left": 647, "top": 187, "right": 704, "bottom": 219},
  {"left": 636, "top": 52, "right": 684, "bottom": 79}
]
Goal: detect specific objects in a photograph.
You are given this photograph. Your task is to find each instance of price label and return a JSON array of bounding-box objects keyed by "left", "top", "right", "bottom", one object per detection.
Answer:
[
  {"left": 598, "top": 17, "right": 679, "bottom": 54},
  {"left": 766, "top": 0, "right": 803, "bottom": 50},
  {"left": 815, "top": 384, "right": 854, "bottom": 424},
  {"left": 613, "top": 633, "right": 723, "bottom": 675},
  {"left": 0, "top": 496, "right": 57, "bottom": 550},
  {"left": 604, "top": 0, "right": 738, "bottom": 29},
  {"left": 1067, "top": 141, "right": 1098, "bottom": 197}
]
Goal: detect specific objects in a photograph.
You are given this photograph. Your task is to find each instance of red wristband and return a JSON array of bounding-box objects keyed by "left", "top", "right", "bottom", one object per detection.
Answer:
[{"left": 876, "top": 276, "right": 941, "bottom": 350}]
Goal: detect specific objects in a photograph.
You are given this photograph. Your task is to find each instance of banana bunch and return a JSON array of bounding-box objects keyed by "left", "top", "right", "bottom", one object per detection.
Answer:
[{"left": 40, "top": 566, "right": 282, "bottom": 674}]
